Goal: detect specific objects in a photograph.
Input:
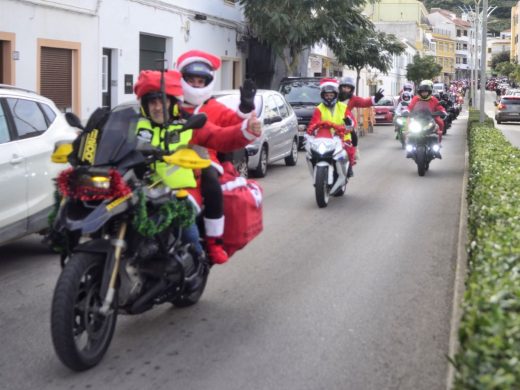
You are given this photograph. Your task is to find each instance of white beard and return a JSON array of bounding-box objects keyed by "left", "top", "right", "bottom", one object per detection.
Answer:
[{"left": 181, "top": 78, "right": 214, "bottom": 106}]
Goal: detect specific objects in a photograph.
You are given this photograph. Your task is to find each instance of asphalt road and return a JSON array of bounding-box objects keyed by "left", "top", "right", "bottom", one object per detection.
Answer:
[{"left": 0, "top": 112, "right": 468, "bottom": 390}]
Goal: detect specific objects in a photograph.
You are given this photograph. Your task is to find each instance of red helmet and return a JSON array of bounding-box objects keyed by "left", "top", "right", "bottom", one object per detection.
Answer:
[{"left": 133, "top": 70, "right": 183, "bottom": 100}]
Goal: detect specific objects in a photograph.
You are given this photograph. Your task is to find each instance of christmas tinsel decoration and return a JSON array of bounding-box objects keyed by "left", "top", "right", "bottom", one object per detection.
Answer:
[{"left": 132, "top": 190, "right": 195, "bottom": 237}]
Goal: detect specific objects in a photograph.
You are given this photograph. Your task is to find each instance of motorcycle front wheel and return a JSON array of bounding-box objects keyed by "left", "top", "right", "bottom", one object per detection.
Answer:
[
  {"left": 315, "top": 165, "right": 330, "bottom": 208},
  {"left": 416, "top": 145, "right": 427, "bottom": 177},
  {"left": 51, "top": 252, "right": 118, "bottom": 371}
]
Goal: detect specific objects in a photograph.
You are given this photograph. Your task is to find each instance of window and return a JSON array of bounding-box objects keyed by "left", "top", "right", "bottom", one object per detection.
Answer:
[
  {"left": 39, "top": 103, "right": 57, "bottom": 124},
  {"left": 464, "top": 30, "right": 468, "bottom": 36},
  {"left": 6, "top": 98, "right": 48, "bottom": 139},
  {"left": 102, "top": 55, "right": 109, "bottom": 93},
  {"left": 272, "top": 94, "right": 289, "bottom": 119},
  {"left": 463, "top": 58, "right": 467, "bottom": 64},
  {"left": 264, "top": 96, "right": 280, "bottom": 121},
  {"left": 457, "top": 29, "right": 461, "bottom": 37},
  {"left": 0, "top": 104, "right": 11, "bottom": 144}
]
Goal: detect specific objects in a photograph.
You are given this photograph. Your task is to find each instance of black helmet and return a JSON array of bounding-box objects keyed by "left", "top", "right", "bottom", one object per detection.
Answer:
[
  {"left": 417, "top": 80, "right": 433, "bottom": 100},
  {"left": 181, "top": 61, "right": 214, "bottom": 85}
]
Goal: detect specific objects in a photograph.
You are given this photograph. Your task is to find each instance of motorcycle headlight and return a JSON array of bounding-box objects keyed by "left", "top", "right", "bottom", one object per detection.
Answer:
[
  {"left": 409, "top": 121, "right": 422, "bottom": 133},
  {"left": 396, "top": 117, "right": 405, "bottom": 126},
  {"left": 298, "top": 124, "right": 307, "bottom": 132},
  {"left": 318, "top": 142, "right": 327, "bottom": 155}
]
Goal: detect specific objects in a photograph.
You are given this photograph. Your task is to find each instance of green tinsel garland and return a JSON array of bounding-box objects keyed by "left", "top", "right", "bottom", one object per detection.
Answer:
[{"left": 132, "top": 190, "right": 195, "bottom": 237}]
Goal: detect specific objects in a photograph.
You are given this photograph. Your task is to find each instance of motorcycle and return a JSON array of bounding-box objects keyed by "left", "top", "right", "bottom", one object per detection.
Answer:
[
  {"left": 305, "top": 121, "right": 349, "bottom": 208},
  {"left": 49, "top": 106, "right": 213, "bottom": 371},
  {"left": 394, "top": 102, "right": 409, "bottom": 149},
  {"left": 402, "top": 110, "right": 444, "bottom": 177}
]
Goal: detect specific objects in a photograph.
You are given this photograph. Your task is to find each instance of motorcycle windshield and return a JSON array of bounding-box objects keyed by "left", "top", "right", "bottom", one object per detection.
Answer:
[{"left": 94, "top": 104, "right": 140, "bottom": 166}]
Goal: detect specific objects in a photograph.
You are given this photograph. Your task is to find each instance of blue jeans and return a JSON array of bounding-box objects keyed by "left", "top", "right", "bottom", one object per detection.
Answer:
[{"left": 181, "top": 224, "right": 203, "bottom": 255}]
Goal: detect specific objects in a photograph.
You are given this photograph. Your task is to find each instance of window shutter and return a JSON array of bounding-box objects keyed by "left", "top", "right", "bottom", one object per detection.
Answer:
[{"left": 41, "top": 47, "right": 72, "bottom": 111}]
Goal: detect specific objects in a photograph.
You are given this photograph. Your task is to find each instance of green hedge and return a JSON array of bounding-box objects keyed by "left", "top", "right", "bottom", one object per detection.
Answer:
[{"left": 452, "top": 111, "right": 520, "bottom": 389}]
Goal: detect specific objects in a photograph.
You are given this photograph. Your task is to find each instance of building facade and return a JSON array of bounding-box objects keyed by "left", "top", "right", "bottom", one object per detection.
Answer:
[{"left": 0, "top": 0, "right": 247, "bottom": 119}]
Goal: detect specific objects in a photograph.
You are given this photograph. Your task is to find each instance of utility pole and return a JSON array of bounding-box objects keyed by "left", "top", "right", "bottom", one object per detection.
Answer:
[
  {"left": 473, "top": 0, "right": 481, "bottom": 109},
  {"left": 479, "top": 0, "right": 488, "bottom": 122}
]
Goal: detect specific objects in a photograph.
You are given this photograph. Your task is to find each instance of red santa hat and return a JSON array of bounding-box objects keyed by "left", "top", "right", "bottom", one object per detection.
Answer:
[
  {"left": 320, "top": 78, "right": 339, "bottom": 91},
  {"left": 176, "top": 50, "right": 221, "bottom": 72}
]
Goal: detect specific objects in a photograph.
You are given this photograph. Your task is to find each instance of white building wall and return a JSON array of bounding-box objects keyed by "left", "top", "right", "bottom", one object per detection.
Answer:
[{"left": 1, "top": 0, "right": 246, "bottom": 119}]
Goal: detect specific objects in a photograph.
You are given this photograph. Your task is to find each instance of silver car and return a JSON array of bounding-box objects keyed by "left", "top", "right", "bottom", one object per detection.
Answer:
[
  {"left": 495, "top": 95, "right": 520, "bottom": 124},
  {"left": 213, "top": 89, "right": 299, "bottom": 177}
]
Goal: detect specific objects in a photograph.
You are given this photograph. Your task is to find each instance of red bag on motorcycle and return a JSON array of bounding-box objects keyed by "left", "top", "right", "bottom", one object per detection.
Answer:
[{"left": 219, "top": 162, "right": 263, "bottom": 257}]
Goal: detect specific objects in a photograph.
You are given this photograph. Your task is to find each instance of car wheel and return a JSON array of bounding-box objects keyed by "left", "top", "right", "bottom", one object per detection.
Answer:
[
  {"left": 496, "top": 119, "right": 502, "bottom": 124},
  {"left": 284, "top": 138, "right": 298, "bottom": 166},
  {"left": 252, "top": 145, "right": 268, "bottom": 178}
]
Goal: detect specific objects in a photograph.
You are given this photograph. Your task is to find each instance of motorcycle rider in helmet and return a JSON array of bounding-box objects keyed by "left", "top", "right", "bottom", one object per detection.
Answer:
[
  {"left": 176, "top": 50, "right": 258, "bottom": 264},
  {"left": 394, "top": 91, "right": 412, "bottom": 139},
  {"left": 336, "top": 76, "right": 384, "bottom": 177},
  {"left": 407, "top": 79, "right": 446, "bottom": 158},
  {"left": 134, "top": 69, "right": 261, "bottom": 263},
  {"left": 307, "top": 78, "right": 355, "bottom": 177}
]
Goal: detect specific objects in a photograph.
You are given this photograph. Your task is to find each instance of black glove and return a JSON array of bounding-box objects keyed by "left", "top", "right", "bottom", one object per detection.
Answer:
[
  {"left": 374, "top": 88, "right": 384, "bottom": 103},
  {"left": 239, "top": 79, "right": 257, "bottom": 114}
]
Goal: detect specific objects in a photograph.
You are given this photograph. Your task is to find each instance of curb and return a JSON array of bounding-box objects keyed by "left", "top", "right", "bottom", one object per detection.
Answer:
[{"left": 445, "top": 109, "right": 469, "bottom": 390}]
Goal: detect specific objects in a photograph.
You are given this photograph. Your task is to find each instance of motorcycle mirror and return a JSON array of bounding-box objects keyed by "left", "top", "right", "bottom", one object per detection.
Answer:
[
  {"left": 65, "top": 112, "right": 84, "bottom": 130},
  {"left": 181, "top": 113, "right": 207, "bottom": 131}
]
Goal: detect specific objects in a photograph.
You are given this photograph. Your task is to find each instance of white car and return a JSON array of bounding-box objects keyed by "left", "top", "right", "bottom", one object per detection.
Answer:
[
  {"left": 213, "top": 89, "right": 299, "bottom": 177},
  {"left": 0, "top": 84, "right": 77, "bottom": 246}
]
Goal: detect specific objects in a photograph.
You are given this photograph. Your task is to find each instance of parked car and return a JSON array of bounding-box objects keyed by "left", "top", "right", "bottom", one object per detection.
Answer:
[
  {"left": 373, "top": 96, "right": 397, "bottom": 124},
  {"left": 213, "top": 89, "right": 299, "bottom": 177},
  {"left": 495, "top": 95, "right": 520, "bottom": 124},
  {"left": 0, "top": 84, "right": 78, "bottom": 246},
  {"left": 279, "top": 77, "right": 321, "bottom": 149}
]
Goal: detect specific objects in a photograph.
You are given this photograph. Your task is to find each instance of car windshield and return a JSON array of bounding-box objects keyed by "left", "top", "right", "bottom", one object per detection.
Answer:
[
  {"left": 375, "top": 98, "right": 394, "bottom": 107},
  {"left": 501, "top": 98, "right": 520, "bottom": 105},
  {"left": 94, "top": 105, "right": 140, "bottom": 165},
  {"left": 279, "top": 80, "right": 321, "bottom": 104},
  {"left": 214, "top": 94, "right": 263, "bottom": 117}
]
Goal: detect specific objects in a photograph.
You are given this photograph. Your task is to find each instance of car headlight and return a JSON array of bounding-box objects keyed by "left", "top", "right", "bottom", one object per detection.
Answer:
[
  {"left": 409, "top": 121, "right": 422, "bottom": 133},
  {"left": 298, "top": 124, "right": 306, "bottom": 131}
]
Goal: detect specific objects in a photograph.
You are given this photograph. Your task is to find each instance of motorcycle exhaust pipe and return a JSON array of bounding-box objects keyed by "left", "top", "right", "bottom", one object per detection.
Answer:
[{"left": 130, "top": 279, "right": 168, "bottom": 314}]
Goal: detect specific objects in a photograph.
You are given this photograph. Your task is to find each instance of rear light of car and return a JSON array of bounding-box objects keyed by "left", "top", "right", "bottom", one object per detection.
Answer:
[{"left": 498, "top": 103, "right": 506, "bottom": 110}]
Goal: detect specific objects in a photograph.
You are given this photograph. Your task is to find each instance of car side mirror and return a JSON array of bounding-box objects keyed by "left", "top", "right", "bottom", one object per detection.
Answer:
[
  {"left": 494, "top": 101, "right": 498, "bottom": 106},
  {"left": 264, "top": 115, "right": 282, "bottom": 125}
]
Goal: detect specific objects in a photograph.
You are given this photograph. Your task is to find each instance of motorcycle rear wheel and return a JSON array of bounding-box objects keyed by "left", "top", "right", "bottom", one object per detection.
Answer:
[
  {"left": 315, "top": 165, "right": 330, "bottom": 208},
  {"left": 51, "top": 253, "right": 118, "bottom": 371},
  {"left": 416, "top": 145, "right": 427, "bottom": 177}
]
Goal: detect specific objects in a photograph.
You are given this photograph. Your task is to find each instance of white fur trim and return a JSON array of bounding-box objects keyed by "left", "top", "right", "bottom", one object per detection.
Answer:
[
  {"left": 241, "top": 119, "right": 256, "bottom": 141},
  {"left": 210, "top": 160, "right": 224, "bottom": 174},
  {"left": 237, "top": 109, "right": 252, "bottom": 119},
  {"left": 221, "top": 176, "right": 247, "bottom": 192},
  {"left": 181, "top": 78, "right": 213, "bottom": 106},
  {"left": 371, "top": 96, "right": 376, "bottom": 104},
  {"left": 204, "top": 217, "right": 225, "bottom": 237},
  {"left": 320, "top": 81, "right": 339, "bottom": 90},
  {"left": 221, "top": 178, "right": 263, "bottom": 207}
]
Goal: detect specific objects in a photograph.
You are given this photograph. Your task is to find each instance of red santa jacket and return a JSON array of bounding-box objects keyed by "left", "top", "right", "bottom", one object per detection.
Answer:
[
  {"left": 341, "top": 95, "right": 375, "bottom": 109},
  {"left": 407, "top": 95, "right": 446, "bottom": 134},
  {"left": 183, "top": 98, "right": 252, "bottom": 172}
]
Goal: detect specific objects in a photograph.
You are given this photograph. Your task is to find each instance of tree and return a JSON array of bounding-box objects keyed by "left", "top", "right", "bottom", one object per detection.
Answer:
[
  {"left": 329, "top": 30, "right": 405, "bottom": 93},
  {"left": 406, "top": 55, "right": 443, "bottom": 86},
  {"left": 495, "top": 61, "right": 516, "bottom": 78},
  {"left": 239, "top": 0, "right": 371, "bottom": 75},
  {"left": 490, "top": 52, "right": 510, "bottom": 71}
]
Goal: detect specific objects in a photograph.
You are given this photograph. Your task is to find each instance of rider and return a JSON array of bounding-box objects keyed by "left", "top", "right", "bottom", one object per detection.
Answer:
[
  {"left": 307, "top": 78, "right": 354, "bottom": 176},
  {"left": 394, "top": 91, "right": 412, "bottom": 139},
  {"left": 133, "top": 69, "right": 261, "bottom": 261},
  {"left": 407, "top": 79, "right": 446, "bottom": 158},
  {"left": 397, "top": 82, "right": 414, "bottom": 102},
  {"left": 176, "top": 49, "right": 257, "bottom": 264}
]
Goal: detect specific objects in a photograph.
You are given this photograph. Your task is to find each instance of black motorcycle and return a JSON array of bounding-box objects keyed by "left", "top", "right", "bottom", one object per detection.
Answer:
[
  {"left": 403, "top": 110, "right": 444, "bottom": 176},
  {"left": 49, "top": 106, "right": 212, "bottom": 371}
]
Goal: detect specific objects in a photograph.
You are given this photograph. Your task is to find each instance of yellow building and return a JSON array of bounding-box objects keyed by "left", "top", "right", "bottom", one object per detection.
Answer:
[
  {"left": 364, "top": 0, "right": 431, "bottom": 54},
  {"left": 432, "top": 30, "right": 456, "bottom": 82},
  {"left": 512, "top": 3, "right": 519, "bottom": 62}
]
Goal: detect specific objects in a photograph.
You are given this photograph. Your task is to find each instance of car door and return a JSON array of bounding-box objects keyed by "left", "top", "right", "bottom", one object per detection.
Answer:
[
  {"left": 0, "top": 100, "right": 28, "bottom": 238},
  {"left": 5, "top": 97, "right": 58, "bottom": 231},
  {"left": 262, "top": 94, "right": 284, "bottom": 161},
  {"left": 272, "top": 93, "right": 294, "bottom": 156}
]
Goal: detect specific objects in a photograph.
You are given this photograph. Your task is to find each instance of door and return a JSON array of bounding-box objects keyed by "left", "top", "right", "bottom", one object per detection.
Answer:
[
  {"left": 263, "top": 94, "right": 284, "bottom": 160},
  {"left": 5, "top": 98, "right": 56, "bottom": 230},
  {"left": 102, "top": 49, "right": 112, "bottom": 108},
  {"left": 0, "top": 100, "right": 28, "bottom": 237},
  {"left": 272, "top": 94, "right": 293, "bottom": 155}
]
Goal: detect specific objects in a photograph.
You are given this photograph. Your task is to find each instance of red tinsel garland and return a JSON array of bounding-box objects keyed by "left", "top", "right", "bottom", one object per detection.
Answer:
[{"left": 56, "top": 168, "right": 132, "bottom": 201}]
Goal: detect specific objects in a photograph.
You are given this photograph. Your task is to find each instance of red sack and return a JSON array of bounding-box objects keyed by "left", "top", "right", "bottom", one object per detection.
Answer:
[{"left": 220, "top": 163, "right": 263, "bottom": 257}]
